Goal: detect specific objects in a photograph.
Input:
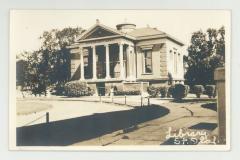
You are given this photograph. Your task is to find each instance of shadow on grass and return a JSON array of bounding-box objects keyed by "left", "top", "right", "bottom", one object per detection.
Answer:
[
  {"left": 17, "top": 104, "right": 169, "bottom": 146},
  {"left": 201, "top": 103, "right": 217, "bottom": 112}
]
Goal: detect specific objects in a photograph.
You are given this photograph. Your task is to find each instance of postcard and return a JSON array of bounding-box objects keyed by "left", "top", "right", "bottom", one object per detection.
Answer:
[{"left": 9, "top": 10, "right": 231, "bottom": 151}]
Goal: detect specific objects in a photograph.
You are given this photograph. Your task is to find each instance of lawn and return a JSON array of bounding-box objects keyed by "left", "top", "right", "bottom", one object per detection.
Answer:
[{"left": 17, "top": 101, "right": 52, "bottom": 115}]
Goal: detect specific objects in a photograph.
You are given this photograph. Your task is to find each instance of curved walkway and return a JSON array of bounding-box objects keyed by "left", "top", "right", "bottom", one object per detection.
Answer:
[{"left": 16, "top": 96, "right": 217, "bottom": 146}]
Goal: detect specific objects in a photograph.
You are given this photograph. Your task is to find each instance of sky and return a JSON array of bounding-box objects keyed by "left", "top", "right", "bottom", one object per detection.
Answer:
[{"left": 10, "top": 10, "right": 230, "bottom": 55}]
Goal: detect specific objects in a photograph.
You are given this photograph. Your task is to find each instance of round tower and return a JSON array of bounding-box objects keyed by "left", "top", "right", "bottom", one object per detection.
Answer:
[{"left": 116, "top": 22, "right": 136, "bottom": 33}]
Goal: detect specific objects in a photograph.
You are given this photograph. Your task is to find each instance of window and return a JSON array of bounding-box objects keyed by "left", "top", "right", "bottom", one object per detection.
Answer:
[
  {"left": 178, "top": 53, "right": 181, "bottom": 73},
  {"left": 143, "top": 50, "right": 152, "bottom": 73},
  {"left": 174, "top": 52, "right": 177, "bottom": 74}
]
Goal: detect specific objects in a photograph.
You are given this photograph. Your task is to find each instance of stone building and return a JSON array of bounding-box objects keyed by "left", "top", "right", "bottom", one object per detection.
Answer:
[{"left": 69, "top": 20, "right": 184, "bottom": 95}]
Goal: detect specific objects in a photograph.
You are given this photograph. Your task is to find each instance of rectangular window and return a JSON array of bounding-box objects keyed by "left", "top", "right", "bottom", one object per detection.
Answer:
[
  {"left": 143, "top": 50, "right": 152, "bottom": 73},
  {"left": 174, "top": 52, "right": 177, "bottom": 74}
]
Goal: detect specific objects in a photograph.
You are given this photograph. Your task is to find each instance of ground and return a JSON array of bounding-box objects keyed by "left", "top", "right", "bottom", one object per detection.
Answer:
[
  {"left": 16, "top": 95, "right": 217, "bottom": 146},
  {"left": 17, "top": 101, "right": 52, "bottom": 115}
]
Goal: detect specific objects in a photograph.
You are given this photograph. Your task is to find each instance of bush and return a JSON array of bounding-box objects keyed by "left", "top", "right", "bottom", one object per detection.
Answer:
[
  {"left": 159, "top": 86, "right": 168, "bottom": 98},
  {"left": 114, "top": 90, "right": 141, "bottom": 96},
  {"left": 64, "top": 81, "right": 94, "bottom": 97},
  {"left": 53, "top": 83, "right": 65, "bottom": 95},
  {"left": 167, "top": 85, "right": 175, "bottom": 97},
  {"left": 193, "top": 85, "right": 204, "bottom": 98},
  {"left": 172, "top": 84, "right": 189, "bottom": 100},
  {"left": 147, "top": 86, "right": 159, "bottom": 97},
  {"left": 205, "top": 85, "right": 216, "bottom": 98}
]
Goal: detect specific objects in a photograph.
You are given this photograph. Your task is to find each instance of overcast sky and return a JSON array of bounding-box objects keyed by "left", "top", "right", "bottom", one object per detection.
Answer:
[{"left": 10, "top": 10, "right": 230, "bottom": 55}]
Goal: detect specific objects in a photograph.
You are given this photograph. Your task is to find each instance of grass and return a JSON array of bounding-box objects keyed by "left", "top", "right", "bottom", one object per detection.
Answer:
[{"left": 17, "top": 101, "right": 52, "bottom": 115}]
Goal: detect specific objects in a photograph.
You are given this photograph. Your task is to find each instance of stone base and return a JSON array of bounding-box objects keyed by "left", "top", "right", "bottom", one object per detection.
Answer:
[{"left": 86, "top": 80, "right": 172, "bottom": 96}]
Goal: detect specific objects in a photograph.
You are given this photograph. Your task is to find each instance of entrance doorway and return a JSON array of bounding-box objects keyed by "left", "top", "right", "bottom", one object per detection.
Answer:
[{"left": 96, "top": 82, "right": 105, "bottom": 96}]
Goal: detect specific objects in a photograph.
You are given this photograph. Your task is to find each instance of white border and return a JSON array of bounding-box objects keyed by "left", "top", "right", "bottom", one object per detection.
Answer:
[{"left": 9, "top": 9, "right": 231, "bottom": 151}]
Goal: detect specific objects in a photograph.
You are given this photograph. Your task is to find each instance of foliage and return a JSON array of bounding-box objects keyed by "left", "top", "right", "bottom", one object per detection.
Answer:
[
  {"left": 205, "top": 85, "right": 216, "bottom": 98},
  {"left": 17, "top": 27, "right": 84, "bottom": 95},
  {"left": 147, "top": 86, "right": 159, "bottom": 98},
  {"left": 172, "top": 84, "right": 189, "bottom": 100},
  {"left": 184, "top": 27, "right": 225, "bottom": 87},
  {"left": 167, "top": 85, "right": 175, "bottom": 97},
  {"left": 159, "top": 86, "right": 168, "bottom": 98},
  {"left": 64, "top": 81, "right": 94, "bottom": 97},
  {"left": 193, "top": 85, "right": 205, "bottom": 98},
  {"left": 52, "top": 82, "right": 65, "bottom": 95}
]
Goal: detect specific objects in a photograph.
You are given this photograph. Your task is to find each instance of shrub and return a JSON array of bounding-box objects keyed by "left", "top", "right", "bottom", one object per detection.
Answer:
[
  {"left": 193, "top": 85, "right": 204, "bottom": 98},
  {"left": 205, "top": 85, "right": 216, "bottom": 98},
  {"left": 172, "top": 84, "right": 189, "bottom": 100},
  {"left": 147, "top": 86, "right": 159, "bottom": 97},
  {"left": 53, "top": 83, "right": 65, "bottom": 95},
  {"left": 64, "top": 81, "right": 94, "bottom": 97},
  {"left": 159, "top": 86, "right": 168, "bottom": 98},
  {"left": 114, "top": 90, "right": 141, "bottom": 96},
  {"left": 167, "top": 85, "right": 175, "bottom": 97}
]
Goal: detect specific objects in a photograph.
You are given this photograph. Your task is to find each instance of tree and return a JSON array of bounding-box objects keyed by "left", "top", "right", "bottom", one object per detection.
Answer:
[
  {"left": 17, "top": 27, "right": 84, "bottom": 95},
  {"left": 39, "top": 27, "right": 85, "bottom": 84},
  {"left": 184, "top": 26, "right": 225, "bottom": 87}
]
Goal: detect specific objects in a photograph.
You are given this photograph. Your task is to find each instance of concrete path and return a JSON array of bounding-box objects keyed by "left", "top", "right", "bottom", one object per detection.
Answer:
[
  {"left": 17, "top": 96, "right": 217, "bottom": 145},
  {"left": 72, "top": 98, "right": 217, "bottom": 145}
]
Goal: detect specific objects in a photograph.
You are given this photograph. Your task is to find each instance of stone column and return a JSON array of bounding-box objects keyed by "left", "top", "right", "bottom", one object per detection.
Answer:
[
  {"left": 105, "top": 44, "right": 110, "bottom": 79},
  {"left": 127, "top": 46, "right": 133, "bottom": 80},
  {"left": 80, "top": 47, "right": 85, "bottom": 80},
  {"left": 92, "top": 45, "right": 97, "bottom": 79},
  {"left": 119, "top": 43, "right": 125, "bottom": 79},
  {"left": 132, "top": 46, "right": 136, "bottom": 80},
  {"left": 214, "top": 67, "right": 226, "bottom": 144}
]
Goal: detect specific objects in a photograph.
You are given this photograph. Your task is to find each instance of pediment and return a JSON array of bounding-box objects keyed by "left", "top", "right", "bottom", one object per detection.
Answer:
[{"left": 78, "top": 25, "right": 121, "bottom": 41}]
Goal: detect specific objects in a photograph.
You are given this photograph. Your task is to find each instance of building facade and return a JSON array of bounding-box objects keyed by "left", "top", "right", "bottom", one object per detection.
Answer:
[{"left": 69, "top": 20, "right": 184, "bottom": 95}]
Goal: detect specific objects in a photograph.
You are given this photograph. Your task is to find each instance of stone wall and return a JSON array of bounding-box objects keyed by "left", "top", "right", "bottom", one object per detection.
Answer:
[{"left": 159, "top": 43, "right": 168, "bottom": 78}]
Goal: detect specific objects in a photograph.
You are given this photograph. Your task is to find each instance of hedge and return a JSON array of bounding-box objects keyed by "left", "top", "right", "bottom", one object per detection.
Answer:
[
  {"left": 64, "top": 81, "right": 94, "bottom": 97},
  {"left": 193, "top": 85, "right": 205, "bottom": 98},
  {"left": 147, "top": 86, "right": 159, "bottom": 97},
  {"left": 205, "top": 85, "right": 216, "bottom": 98},
  {"left": 172, "top": 84, "right": 189, "bottom": 100},
  {"left": 159, "top": 86, "right": 168, "bottom": 98}
]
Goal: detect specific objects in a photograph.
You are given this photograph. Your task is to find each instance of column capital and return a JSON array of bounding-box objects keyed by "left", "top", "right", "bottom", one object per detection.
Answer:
[
  {"left": 104, "top": 43, "right": 110, "bottom": 47},
  {"left": 90, "top": 45, "right": 96, "bottom": 49},
  {"left": 118, "top": 42, "right": 124, "bottom": 46}
]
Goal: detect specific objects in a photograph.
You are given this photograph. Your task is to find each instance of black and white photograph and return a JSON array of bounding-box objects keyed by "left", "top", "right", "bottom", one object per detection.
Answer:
[{"left": 9, "top": 10, "right": 230, "bottom": 150}]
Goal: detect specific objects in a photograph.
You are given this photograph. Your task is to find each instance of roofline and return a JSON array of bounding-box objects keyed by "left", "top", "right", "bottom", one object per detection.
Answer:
[
  {"left": 77, "top": 23, "right": 126, "bottom": 41},
  {"left": 165, "top": 34, "right": 184, "bottom": 46},
  {"left": 75, "top": 23, "right": 184, "bottom": 46},
  {"left": 134, "top": 35, "right": 184, "bottom": 46}
]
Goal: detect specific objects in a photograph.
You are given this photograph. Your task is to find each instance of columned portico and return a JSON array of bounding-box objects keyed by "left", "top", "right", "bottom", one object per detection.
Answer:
[{"left": 79, "top": 41, "right": 133, "bottom": 81}]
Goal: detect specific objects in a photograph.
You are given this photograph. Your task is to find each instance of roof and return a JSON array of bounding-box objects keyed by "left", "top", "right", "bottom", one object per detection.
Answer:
[
  {"left": 127, "top": 27, "right": 184, "bottom": 46},
  {"left": 74, "top": 22, "right": 184, "bottom": 46},
  {"left": 128, "top": 27, "right": 166, "bottom": 38}
]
